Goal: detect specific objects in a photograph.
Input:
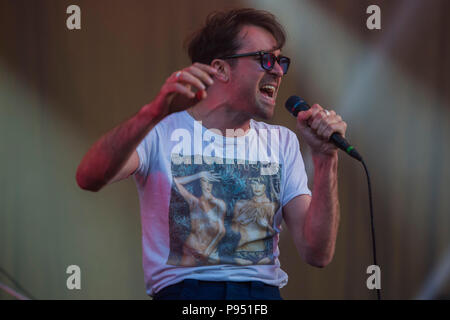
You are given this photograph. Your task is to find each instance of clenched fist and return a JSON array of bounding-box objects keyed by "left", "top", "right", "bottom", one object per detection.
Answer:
[
  {"left": 145, "top": 62, "right": 217, "bottom": 119},
  {"left": 296, "top": 103, "right": 347, "bottom": 157}
]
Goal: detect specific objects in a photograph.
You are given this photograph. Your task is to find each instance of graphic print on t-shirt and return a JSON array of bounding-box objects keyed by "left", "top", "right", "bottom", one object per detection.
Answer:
[{"left": 166, "top": 155, "right": 281, "bottom": 267}]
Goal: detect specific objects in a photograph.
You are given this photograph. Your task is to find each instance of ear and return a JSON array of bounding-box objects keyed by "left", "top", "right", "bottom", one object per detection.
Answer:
[{"left": 211, "top": 59, "right": 230, "bottom": 83}]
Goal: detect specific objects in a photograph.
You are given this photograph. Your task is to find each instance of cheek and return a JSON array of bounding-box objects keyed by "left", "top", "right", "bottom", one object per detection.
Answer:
[
  {"left": 239, "top": 79, "right": 257, "bottom": 93},
  {"left": 234, "top": 71, "right": 260, "bottom": 91}
]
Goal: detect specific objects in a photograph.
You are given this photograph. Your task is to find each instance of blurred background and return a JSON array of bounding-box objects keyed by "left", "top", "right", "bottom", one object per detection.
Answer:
[{"left": 0, "top": 0, "right": 449, "bottom": 299}]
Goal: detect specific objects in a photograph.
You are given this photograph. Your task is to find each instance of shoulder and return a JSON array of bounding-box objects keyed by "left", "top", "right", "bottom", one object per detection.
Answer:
[
  {"left": 216, "top": 198, "right": 226, "bottom": 208},
  {"left": 154, "top": 110, "right": 189, "bottom": 131},
  {"left": 250, "top": 119, "right": 298, "bottom": 140},
  {"left": 235, "top": 199, "right": 246, "bottom": 206},
  {"left": 144, "top": 111, "right": 191, "bottom": 142},
  {"left": 250, "top": 119, "right": 300, "bottom": 153}
]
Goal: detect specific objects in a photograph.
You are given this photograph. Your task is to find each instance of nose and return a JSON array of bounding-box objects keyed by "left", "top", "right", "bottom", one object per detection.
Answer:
[{"left": 270, "top": 60, "right": 284, "bottom": 77}]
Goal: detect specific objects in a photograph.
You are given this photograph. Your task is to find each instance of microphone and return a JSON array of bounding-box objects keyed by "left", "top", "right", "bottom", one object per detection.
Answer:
[{"left": 285, "top": 95, "right": 362, "bottom": 161}]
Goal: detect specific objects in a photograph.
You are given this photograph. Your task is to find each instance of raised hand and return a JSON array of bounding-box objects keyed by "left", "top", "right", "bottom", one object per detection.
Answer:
[
  {"left": 147, "top": 62, "right": 217, "bottom": 119},
  {"left": 199, "top": 170, "right": 221, "bottom": 182}
]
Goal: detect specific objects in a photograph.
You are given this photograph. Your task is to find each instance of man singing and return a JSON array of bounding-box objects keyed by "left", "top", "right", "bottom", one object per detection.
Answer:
[{"left": 76, "top": 8, "right": 346, "bottom": 300}]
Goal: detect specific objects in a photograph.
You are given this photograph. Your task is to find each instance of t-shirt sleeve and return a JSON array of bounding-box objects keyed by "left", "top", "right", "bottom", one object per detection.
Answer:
[
  {"left": 282, "top": 131, "right": 311, "bottom": 207},
  {"left": 134, "top": 127, "right": 160, "bottom": 178}
]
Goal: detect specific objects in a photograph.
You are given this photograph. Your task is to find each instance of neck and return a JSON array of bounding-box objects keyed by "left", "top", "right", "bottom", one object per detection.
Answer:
[
  {"left": 252, "top": 194, "right": 268, "bottom": 203},
  {"left": 188, "top": 95, "right": 251, "bottom": 137}
]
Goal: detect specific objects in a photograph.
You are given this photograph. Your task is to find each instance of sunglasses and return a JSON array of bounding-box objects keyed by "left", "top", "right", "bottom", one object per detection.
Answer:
[{"left": 219, "top": 51, "right": 291, "bottom": 75}]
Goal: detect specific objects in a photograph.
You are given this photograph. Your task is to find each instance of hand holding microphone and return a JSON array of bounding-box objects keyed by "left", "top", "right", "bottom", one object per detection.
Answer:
[
  {"left": 285, "top": 96, "right": 362, "bottom": 161},
  {"left": 286, "top": 97, "right": 379, "bottom": 302}
]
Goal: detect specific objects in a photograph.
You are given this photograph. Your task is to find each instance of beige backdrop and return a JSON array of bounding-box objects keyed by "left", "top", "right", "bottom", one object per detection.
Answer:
[{"left": 1, "top": 0, "right": 449, "bottom": 299}]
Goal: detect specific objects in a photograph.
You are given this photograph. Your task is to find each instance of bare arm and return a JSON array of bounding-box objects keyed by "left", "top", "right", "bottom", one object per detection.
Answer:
[
  {"left": 173, "top": 172, "right": 202, "bottom": 185},
  {"left": 76, "top": 63, "right": 217, "bottom": 192},
  {"left": 172, "top": 171, "right": 220, "bottom": 203},
  {"left": 175, "top": 171, "right": 220, "bottom": 185},
  {"left": 173, "top": 176, "right": 198, "bottom": 205},
  {"left": 283, "top": 154, "right": 339, "bottom": 268},
  {"left": 75, "top": 105, "right": 162, "bottom": 191},
  {"left": 283, "top": 103, "right": 346, "bottom": 267}
]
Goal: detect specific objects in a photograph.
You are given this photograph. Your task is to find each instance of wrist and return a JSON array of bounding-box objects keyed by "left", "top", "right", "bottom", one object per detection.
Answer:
[
  {"left": 312, "top": 151, "right": 338, "bottom": 169},
  {"left": 138, "top": 102, "right": 166, "bottom": 124}
]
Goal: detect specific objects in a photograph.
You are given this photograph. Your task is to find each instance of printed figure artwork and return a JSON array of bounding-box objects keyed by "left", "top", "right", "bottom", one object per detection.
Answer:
[{"left": 166, "top": 155, "right": 281, "bottom": 267}]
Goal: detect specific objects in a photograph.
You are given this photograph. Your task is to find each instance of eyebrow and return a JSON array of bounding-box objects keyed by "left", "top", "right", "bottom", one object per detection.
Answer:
[
  {"left": 268, "top": 45, "right": 280, "bottom": 51},
  {"left": 261, "top": 45, "right": 282, "bottom": 54}
]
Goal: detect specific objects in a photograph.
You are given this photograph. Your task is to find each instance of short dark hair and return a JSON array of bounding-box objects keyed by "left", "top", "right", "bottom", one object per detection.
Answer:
[{"left": 185, "top": 8, "right": 286, "bottom": 66}]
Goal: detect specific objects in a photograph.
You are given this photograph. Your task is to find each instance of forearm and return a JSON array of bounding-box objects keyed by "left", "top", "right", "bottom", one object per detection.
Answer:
[
  {"left": 174, "top": 172, "right": 201, "bottom": 185},
  {"left": 76, "top": 103, "right": 163, "bottom": 191},
  {"left": 303, "top": 152, "right": 340, "bottom": 266}
]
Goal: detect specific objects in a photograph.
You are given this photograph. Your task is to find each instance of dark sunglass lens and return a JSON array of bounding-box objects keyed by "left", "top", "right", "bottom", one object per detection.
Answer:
[
  {"left": 262, "top": 53, "right": 276, "bottom": 70},
  {"left": 279, "top": 57, "right": 290, "bottom": 74}
]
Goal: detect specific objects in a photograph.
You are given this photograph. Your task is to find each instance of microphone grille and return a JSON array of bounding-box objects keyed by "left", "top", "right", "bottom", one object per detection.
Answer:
[{"left": 285, "top": 95, "right": 309, "bottom": 116}]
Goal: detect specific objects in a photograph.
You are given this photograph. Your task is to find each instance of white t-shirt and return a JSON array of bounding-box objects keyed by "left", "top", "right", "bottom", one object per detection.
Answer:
[{"left": 134, "top": 110, "right": 311, "bottom": 296}]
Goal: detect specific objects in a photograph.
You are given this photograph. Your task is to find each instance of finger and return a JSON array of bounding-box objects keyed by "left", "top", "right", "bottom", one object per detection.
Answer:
[
  {"left": 296, "top": 109, "right": 313, "bottom": 129},
  {"left": 174, "top": 71, "right": 207, "bottom": 92},
  {"left": 316, "top": 114, "right": 341, "bottom": 138},
  {"left": 192, "top": 62, "right": 218, "bottom": 78},
  {"left": 310, "top": 103, "right": 324, "bottom": 114},
  {"left": 166, "top": 83, "right": 196, "bottom": 99},
  {"left": 206, "top": 171, "right": 217, "bottom": 178},
  {"left": 316, "top": 119, "right": 331, "bottom": 139},
  {"left": 307, "top": 104, "right": 324, "bottom": 127},
  {"left": 323, "top": 121, "right": 347, "bottom": 140},
  {"left": 309, "top": 111, "right": 326, "bottom": 131},
  {"left": 187, "top": 64, "right": 216, "bottom": 86},
  {"left": 196, "top": 90, "right": 207, "bottom": 100}
]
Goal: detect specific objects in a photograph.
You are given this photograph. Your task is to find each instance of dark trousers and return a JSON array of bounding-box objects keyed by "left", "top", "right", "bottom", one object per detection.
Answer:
[{"left": 153, "top": 279, "right": 283, "bottom": 300}]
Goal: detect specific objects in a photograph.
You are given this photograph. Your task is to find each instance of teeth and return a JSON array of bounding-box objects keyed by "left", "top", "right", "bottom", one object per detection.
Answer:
[
  {"left": 260, "top": 85, "right": 276, "bottom": 97},
  {"left": 261, "top": 85, "right": 275, "bottom": 92}
]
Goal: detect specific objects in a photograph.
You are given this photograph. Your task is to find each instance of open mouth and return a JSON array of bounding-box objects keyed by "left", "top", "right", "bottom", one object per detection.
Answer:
[{"left": 259, "top": 84, "right": 276, "bottom": 99}]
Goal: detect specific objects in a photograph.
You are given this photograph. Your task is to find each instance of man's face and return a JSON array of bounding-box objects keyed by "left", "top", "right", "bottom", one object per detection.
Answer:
[{"left": 227, "top": 25, "right": 285, "bottom": 120}]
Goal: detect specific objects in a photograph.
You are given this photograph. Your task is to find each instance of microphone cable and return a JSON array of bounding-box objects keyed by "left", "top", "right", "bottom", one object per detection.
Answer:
[{"left": 361, "top": 160, "right": 381, "bottom": 300}]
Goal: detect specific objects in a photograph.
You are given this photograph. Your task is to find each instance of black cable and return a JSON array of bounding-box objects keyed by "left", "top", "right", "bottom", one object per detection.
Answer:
[
  {"left": 0, "top": 266, "right": 36, "bottom": 300},
  {"left": 361, "top": 160, "right": 381, "bottom": 300}
]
